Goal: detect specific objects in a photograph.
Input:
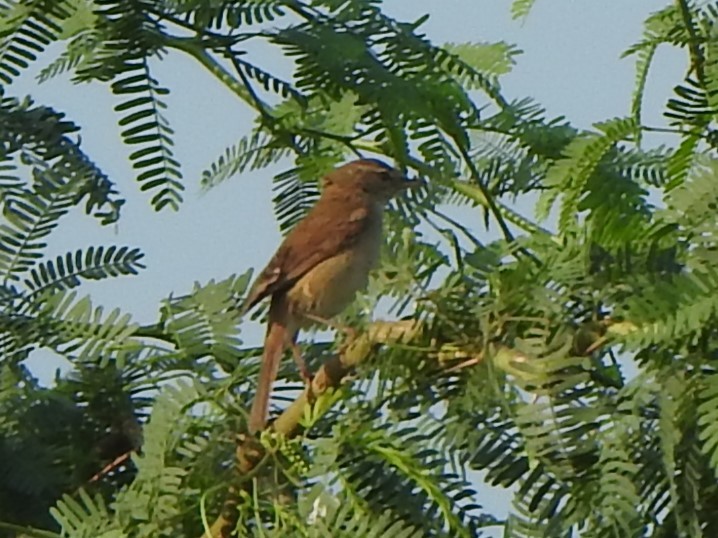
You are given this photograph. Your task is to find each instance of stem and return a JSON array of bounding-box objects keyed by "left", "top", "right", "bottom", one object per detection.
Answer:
[
  {"left": 133, "top": 322, "right": 175, "bottom": 344},
  {"left": 451, "top": 135, "right": 515, "bottom": 243},
  {"left": 676, "top": 0, "right": 705, "bottom": 83},
  {"left": 163, "top": 37, "right": 256, "bottom": 109}
]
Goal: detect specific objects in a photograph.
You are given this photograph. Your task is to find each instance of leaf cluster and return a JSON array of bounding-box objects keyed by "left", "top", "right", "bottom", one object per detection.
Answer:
[{"left": 6, "top": 1, "right": 718, "bottom": 538}]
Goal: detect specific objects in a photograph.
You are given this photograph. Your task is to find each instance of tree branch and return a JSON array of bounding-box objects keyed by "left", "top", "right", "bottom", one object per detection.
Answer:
[
  {"left": 201, "top": 319, "right": 421, "bottom": 538},
  {"left": 163, "top": 37, "right": 257, "bottom": 109},
  {"left": 273, "top": 319, "right": 420, "bottom": 436},
  {"left": 676, "top": 0, "right": 705, "bottom": 83}
]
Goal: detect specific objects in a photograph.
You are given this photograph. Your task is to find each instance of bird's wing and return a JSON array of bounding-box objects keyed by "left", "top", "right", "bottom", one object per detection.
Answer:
[{"left": 241, "top": 199, "right": 370, "bottom": 312}]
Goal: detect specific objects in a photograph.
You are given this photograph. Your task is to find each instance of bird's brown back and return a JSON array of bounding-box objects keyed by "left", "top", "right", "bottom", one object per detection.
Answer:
[
  {"left": 242, "top": 188, "right": 377, "bottom": 311},
  {"left": 242, "top": 159, "right": 415, "bottom": 312}
]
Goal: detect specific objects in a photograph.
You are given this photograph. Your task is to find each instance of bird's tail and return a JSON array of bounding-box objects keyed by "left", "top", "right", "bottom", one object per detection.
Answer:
[{"left": 248, "top": 296, "right": 295, "bottom": 434}]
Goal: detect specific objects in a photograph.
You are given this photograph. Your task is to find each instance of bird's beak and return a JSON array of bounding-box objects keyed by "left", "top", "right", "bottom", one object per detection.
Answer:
[
  {"left": 402, "top": 174, "right": 422, "bottom": 189},
  {"left": 393, "top": 169, "right": 421, "bottom": 189}
]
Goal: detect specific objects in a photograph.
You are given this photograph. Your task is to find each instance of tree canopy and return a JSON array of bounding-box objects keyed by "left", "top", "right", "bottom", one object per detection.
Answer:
[{"left": 2, "top": 1, "right": 718, "bottom": 537}]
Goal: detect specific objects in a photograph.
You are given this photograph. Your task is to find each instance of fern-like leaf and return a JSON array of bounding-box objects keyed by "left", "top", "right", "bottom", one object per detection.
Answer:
[
  {"left": 169, "top": 0, "right": 286, "bottom": 29},
  {"left": 24, "top": 245, "right": 145, "bottom": 296},
  {"left": 0, "top": 170, "right": 78, "bottom": 282},
  {"left": 511, "top": 0, "right": 537, "bottom": 21},
  {"left": 39, "top": 290, "right": 137, "bottom": 364},
  {"left": 537, "top": 117, "right": 637, "bottom": 234},
  {"left": 0, "top": 0, "right": 73, "bottom": 84},
  {"left": 164, "top": 272, "right": 251, "bottom": 367},
  {"left": 698, "top": 372, "right": 718, "bottom": 476},
  {"left": 50, "top": 489, "right": 112, "bottom": 538},
  {"left": 36, "top": 28, "right": 100, "bottom": 84},
  {"left": 111, "top": 61, "right": 183, "bottom": 210},
  {"left": 201, "top": 131, "right": 289, "bottom": 190}
]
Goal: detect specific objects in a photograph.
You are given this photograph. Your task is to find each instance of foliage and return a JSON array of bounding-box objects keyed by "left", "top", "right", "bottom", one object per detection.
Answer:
[{"left": 3, "top": 1, "right": 718, "bottom": 538}]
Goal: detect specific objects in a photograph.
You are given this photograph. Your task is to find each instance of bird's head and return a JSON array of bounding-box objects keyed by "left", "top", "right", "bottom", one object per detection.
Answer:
[{"left": 323, "top": 158, "right": 419, "bottom": 202}]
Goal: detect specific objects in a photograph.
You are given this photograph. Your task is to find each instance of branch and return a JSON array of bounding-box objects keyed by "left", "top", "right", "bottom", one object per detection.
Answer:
[
  {"left": 451, "top": 137, "right": 515, "bottom": 243},
  {"left": 147, "top": 7, "right": 270, "bottom": 47},
  {"left": 201, "top": 319, "right": 421, "bottom": 538},
  {"left": 449, "top": 180, "right": 552, "bottom": 238},
  {"left": 273, "top": 319, "right": 420, "bottom": 436},
  {"left": 200, "top": 310, "right": 634, "bottom": 537},
  {"left": 163, "top": 37, "right": 257, "bottom": 109},
  {"left": 676, "top": 0, "right": 705, "bottom": 84},
  {"left": 133, "top": 322, "right": 173, "bottom": 342}
]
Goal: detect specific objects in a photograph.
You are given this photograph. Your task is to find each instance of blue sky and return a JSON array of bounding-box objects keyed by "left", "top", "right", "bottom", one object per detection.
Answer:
[
  {"left": 11, "top": 0, "right": 685, "bottom": 523},
  {"left": 15, "top": 0, "right": 681, "bottom": 327},
  {"left": 15, "top": 1, "right": 681, "bottom": 336}
]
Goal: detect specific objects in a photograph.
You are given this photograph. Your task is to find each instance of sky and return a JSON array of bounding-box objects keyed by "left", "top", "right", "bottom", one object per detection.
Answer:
[
  {"left": 10, "top": 0, "right": 685, "bottom": 524},
  {"left": 13, "top": 0, "right": 683, "bottom": 334}
]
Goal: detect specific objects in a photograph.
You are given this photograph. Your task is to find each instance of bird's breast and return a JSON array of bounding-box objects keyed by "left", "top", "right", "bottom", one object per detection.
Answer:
[{"left": 287, "top": 205, "right": 383, "bottom": 320}]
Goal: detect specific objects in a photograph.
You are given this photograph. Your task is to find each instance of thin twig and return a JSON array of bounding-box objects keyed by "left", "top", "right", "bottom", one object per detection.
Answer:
[{"left": 676, "top": 0, "right": 705, "bottom": 83}]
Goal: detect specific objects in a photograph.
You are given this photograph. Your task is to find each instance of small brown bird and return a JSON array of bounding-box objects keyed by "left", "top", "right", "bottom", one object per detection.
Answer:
[{"left": 242, "top": 159, "right": 418, "bottom": 433}]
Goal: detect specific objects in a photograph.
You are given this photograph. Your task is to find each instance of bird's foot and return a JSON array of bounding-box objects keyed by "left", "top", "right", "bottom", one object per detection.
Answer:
[
  {"left": 290, "top": 342, "right": 315, "bottom": 392},
  {"left": 302, "top": 312, "right": 356, "bottom": 340}
]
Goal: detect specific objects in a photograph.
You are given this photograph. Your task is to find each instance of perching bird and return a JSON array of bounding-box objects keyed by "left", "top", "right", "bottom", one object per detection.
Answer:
[{"left": 242, "top": 158, "right": 418, "bottom": 433}]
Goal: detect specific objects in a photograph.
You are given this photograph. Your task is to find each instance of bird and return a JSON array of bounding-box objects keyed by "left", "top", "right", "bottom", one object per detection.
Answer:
[{"left": 241, "top": 158, "right": 418, "bottom": 433}]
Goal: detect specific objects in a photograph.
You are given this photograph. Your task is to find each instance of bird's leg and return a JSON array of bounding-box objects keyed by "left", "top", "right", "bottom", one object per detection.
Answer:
[
  {"left": 301, "top": 312, "right": 358, "bottom": 341},
  {"left": 289, "top": 341, "right": 316, "bottom": 405},
  {"left": 289, "top": 340, "right": 313, "bottom": 384},
  {"left": 300, "top": 312, "right": 361, "bottom": 362}
]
